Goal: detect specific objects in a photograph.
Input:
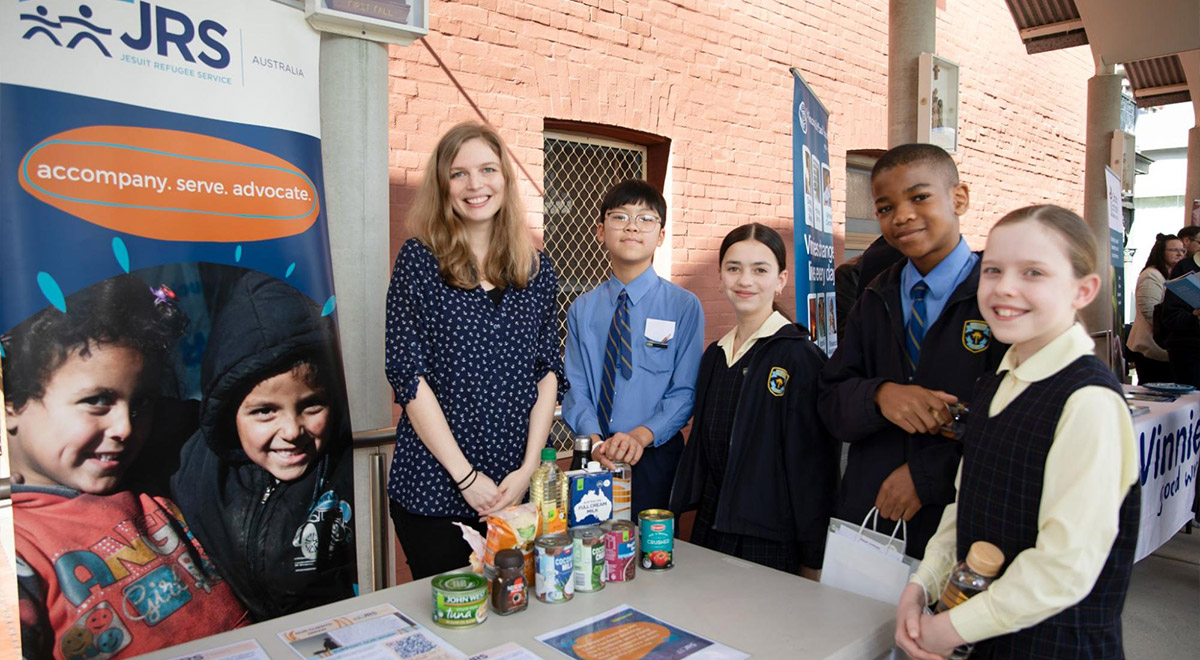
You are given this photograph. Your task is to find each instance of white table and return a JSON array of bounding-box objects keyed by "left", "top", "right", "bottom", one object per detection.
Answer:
[
  {"left": 147, "top": 541, "right": 897, "bottom": 660},
  {"left": 1126, "top": 386, "right": 1200, "bottom": 561}
]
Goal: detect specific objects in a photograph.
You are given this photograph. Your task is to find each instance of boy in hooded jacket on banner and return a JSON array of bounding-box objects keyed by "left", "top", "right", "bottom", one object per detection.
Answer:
[{"left": 172, "top": 271, "right": 357, "bottom": 621}]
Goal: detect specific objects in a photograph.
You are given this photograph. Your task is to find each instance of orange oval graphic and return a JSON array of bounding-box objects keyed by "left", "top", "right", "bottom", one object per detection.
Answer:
[
  {"left": 19, "top": 126, "right": 320, "bottom": 242},
  {"left": 572, "top": 622, "right": 672, "bottom": 660}
]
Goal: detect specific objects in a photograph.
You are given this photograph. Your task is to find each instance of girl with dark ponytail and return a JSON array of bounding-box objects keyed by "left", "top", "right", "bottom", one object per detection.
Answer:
[{"left": 670, "top": 223, "right": 837, "bottom": 578}]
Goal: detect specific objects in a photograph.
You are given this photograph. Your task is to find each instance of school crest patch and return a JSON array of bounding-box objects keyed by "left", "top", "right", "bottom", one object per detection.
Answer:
[
  {"left": 963, "top": 320, "right": 991, "bottom": 353},
  {"left": 767, "top": 366, "right": 789, "bottom": 397}
]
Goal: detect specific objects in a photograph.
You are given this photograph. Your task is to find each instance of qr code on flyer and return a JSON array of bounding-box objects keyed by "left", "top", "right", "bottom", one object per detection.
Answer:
[{"left": 383, "top": 633, "right": 437, "bottom": 658}]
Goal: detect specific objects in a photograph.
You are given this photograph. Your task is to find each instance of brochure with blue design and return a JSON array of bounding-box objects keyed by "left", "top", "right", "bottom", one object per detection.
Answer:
[{"left": 1165, "top": 271, "right": 1200, "bottom": 309}]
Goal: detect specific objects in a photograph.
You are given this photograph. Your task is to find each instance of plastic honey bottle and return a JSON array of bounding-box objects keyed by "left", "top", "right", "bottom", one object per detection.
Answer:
[
  {"left": 935, "top": 541, "right": 1005, "bottom": 659},
  {"left": 529, "top": 448, "right": 567, "bottom": 535}
]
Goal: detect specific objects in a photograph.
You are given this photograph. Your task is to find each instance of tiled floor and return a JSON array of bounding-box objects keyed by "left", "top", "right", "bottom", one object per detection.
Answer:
[{"left": 1123, "top": 528, "right": 1200, "bottom": 659}]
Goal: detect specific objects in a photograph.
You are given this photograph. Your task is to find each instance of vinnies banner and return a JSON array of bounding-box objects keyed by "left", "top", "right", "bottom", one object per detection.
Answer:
[
  {"left": 791, "top": 68, "right": 836, "bottom": 356},
  {"left": 1, "top": 1, "right": 357, "bottom": 656}
]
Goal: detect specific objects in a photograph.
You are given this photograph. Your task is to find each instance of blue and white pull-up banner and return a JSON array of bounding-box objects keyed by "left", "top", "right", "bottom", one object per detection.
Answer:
[
  {"left": 3, "top": 1, "right": 358, "bottom": 655},
  {"left": 791, "top": 68, "right": 835, "bottom": 355}
]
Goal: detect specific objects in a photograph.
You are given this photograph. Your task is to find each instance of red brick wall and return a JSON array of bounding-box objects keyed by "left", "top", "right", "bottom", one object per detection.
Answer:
[{"left": 386, "top": 0, "right": 1094, "bottom": 345}]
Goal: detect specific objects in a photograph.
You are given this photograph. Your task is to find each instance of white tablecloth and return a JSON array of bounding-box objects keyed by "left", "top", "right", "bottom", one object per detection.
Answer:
[{"left": 1127, "top": 386, "right": 1200, "bottom": 561}]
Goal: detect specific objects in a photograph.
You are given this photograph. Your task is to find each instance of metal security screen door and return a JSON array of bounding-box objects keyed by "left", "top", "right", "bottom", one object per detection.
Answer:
[{"left": 543, "top": 132, "right": 646, "bottom": 451}]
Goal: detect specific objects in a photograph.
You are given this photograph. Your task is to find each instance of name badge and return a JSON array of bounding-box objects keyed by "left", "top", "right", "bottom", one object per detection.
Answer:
[{"left": 644, "top": 318, "right": 675, "bottom": 347}]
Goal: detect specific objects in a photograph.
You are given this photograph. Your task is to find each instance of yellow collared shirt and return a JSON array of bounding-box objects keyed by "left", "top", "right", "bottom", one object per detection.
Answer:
[
  {"left": 717, "top": 311, "right": 791, "bottom": 367},
  {"left": 912, "top": 323, "right": 1137, "bottom": 643}
]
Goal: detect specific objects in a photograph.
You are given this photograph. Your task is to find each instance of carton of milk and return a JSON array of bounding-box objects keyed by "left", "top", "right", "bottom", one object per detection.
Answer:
[{"left": 567, "top": 464, "right": 613, "bottom": 527}]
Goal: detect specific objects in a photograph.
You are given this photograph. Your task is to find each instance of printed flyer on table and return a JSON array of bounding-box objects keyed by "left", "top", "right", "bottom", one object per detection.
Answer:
[{"left": 535, "top": 605, "right": 748, "bottom": 660}]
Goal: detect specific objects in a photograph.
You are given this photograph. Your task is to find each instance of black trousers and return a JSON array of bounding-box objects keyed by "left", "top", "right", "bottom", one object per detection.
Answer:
[
  {"left": 1131, "top": 351, "right": 1173, "bottom": 384},
  {"left": 632, "top": 431, "right": 685, "bottom": 518},
  {"left": 389, "top": 501, "right": 486, "bottom": 580},
  {"left": 1168, "top": 346, "right": 1200, "bottom": 388}
]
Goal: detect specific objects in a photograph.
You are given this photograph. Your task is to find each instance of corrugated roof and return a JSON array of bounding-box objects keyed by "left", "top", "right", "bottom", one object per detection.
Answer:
[
  {"left": 1003, "top": 0, "right": 1190, "bottom": 107},
  {"left": 1005, "top": 0, "right": 1080, "bottom": 29},
  {"left": 1124, "top": 55, "right": 1190, "bottom": 108},
  {"left": 1004, "top": 0, "right": 1088, "bottom": 54}
]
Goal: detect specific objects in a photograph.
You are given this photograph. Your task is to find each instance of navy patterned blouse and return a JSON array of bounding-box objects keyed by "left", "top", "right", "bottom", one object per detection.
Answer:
[{"left": 385, "top": 238, "right": 564, "bottom": 517}]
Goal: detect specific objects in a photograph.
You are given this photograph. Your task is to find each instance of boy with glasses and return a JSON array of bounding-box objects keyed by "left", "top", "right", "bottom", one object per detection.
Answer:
[{"left": 563, "top": 179, "right": 704, "bottom": 516}]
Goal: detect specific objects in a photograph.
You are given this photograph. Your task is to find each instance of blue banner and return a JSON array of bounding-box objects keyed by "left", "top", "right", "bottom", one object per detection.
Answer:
[
  {"left": 791, "top": 69, "right": 835, "bottom": 355},
  {"left": 2, "top": 0, "right": 357, "bottom": 653}
]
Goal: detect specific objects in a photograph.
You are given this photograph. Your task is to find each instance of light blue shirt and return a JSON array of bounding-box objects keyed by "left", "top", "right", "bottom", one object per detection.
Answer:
[
  {"left": 563, "top": 266, "right": 704, "bottom": 447},
  {"left": 901, "top": 237, "right": 977, "bottom": 328}
]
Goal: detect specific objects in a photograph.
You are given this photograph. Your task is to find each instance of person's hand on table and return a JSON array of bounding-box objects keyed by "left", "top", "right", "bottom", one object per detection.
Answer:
[
  {"left": 876, "top": 382, "right": 958, "bottom": 435},
  {"left": 875, "top": 463, "right": 923, "bottom": 521},
  {"left": 593, "top": 427, "right": 653, "bottom": 469}
]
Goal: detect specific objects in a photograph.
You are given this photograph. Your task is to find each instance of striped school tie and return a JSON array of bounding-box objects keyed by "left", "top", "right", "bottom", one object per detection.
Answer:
[
  {"left": 597, "top": 290, "right": 632, "bottom": 438},
  {"left": 906, "top": 280, "right": 929, "bottom": 373}
]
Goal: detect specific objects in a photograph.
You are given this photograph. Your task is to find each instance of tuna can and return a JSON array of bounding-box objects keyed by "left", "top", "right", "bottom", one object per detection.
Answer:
[
  {"left": 639, "top": 509, "right": 674, "bottom": 571},
  {"left": 534, "top": 534, "right": 574, "bottom": 603},
  {"left": 602, "top": 519, "right": 637, "bottom": 582},
  {"left": 431, "top": 572, "right": 488, "bottom": 628},
  {"left": 571, "top": 526, "right": 606, "bottom": 592}
]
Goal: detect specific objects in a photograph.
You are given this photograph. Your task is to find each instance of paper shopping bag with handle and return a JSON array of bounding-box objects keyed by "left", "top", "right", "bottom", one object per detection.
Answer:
[{"left": 820, "top": 508, "right": 920, "bottom": 604}]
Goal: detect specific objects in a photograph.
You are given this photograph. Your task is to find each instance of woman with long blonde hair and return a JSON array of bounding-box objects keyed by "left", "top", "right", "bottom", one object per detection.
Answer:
[{"left": 385, "top": 122, "right": 562, "bottom": 578}]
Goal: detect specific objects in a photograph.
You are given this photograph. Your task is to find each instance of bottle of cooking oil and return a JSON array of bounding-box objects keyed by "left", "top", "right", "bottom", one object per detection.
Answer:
[
  {"left": 529, "top": 448, "right": 567, "bottom": 535},
  {"left": 935, "top": 541, "right": 1005, "bottom": 659}
]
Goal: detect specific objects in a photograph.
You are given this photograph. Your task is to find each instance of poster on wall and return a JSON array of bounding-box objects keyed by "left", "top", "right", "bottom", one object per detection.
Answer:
[
  {"left": 1, "top": 1, "right": 357, "bottom": 656},
  {"left": 791, "top": 67, "right": 835, "bottom": 356},
  {"left": 1105, "top": 166, "right": 1125, "bottom": 370}
]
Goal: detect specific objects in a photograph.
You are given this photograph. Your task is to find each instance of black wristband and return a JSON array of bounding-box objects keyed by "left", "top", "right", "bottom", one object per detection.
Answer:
[
  {"left": 459, "top": 470, "right": 479, "bottom": 491},
  {"left": 454, "top": 467, "right": 475, "bottom": 487}
]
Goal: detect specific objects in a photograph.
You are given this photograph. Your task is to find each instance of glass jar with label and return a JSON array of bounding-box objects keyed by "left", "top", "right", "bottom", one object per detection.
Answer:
[{"left": 491, "top": 548, "right": 527, "bottom": 615}]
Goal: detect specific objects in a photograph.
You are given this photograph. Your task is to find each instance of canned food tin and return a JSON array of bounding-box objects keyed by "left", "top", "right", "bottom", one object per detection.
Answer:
[
  {"left": 571, "top": 526, "right": 606, "bottom": 592},
  {"left": 602, "top": 519, "right": 637, "bottom": 582},
  {"left": 639, "top": 509, "right": 674, "bottom": 571},
  {"left": 431, "top": 572, "right": 488, "bottom": 628},
  {"left": 534, "top": 534, "right": 574, "bottom": 603}
]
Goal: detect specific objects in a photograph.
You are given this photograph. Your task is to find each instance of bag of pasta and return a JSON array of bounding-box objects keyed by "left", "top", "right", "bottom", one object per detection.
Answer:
[{"left": 483, "top": 503, "right": 539, "bottom": 584}]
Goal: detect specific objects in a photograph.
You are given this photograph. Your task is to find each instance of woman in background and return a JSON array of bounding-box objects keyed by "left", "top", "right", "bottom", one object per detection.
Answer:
[{"left": 1126, "top": 233, "right": 1183, "bottom": 383}]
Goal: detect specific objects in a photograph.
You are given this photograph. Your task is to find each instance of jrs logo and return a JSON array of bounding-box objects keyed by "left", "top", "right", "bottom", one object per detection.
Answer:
[
  {"left": 17, "top": 1, "right": 230, "bottom": 70},
  {"left": 121, "top": 1, "right": 230, "bottom": 69}
]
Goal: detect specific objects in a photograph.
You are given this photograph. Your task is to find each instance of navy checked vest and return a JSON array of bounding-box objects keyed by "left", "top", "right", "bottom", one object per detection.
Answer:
[{"left": 958, "top": 356, "right": 1139, "bottom": 660}]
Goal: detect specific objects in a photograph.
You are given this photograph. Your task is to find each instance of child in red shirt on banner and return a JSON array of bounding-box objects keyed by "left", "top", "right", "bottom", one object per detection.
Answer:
[{"left": 3, "top": 275, "right": 248, "bottom": 660}]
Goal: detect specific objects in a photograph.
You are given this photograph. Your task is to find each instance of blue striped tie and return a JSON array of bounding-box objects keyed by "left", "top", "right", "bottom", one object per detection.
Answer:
[
  {"left": 906, "top": 281, "right": 929, "bottom": 373},
  {"left": 598, "top": 290, "right": 632, "bottom": 438}
]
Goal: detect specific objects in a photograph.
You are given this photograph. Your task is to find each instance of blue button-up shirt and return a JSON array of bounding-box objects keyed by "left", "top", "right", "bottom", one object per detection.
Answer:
[
  {"left": 563, "top": 266, "right": 704, "bottom": 447},
  {"left": 900, "top": 237, "right": 977, "bottom": 328}
]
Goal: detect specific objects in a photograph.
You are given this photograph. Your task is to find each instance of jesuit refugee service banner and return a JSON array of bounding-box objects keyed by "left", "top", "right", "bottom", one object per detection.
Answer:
[
  {"left": 1, "top": 1, "right": 357, "bottom": 655},
  {"left": 791, "top": 69, "right": 836, "bottom": 356}
]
